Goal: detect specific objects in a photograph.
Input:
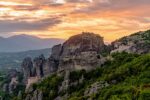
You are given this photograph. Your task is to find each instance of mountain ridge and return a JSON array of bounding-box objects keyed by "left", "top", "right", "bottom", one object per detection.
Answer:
[{"left": 0, "top": 34, "right": 65, "bottom": 52}]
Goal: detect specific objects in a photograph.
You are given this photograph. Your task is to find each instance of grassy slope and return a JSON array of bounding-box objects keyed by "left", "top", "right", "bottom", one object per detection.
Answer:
[
  {"left": 68, "top": 52, "right": 150, "bottom": 100},
  {"left": 20, "top": 52, "right": 150, "bottom": 100},
  {"left": 9, "top": 30, "right": 150, "bottom": 100}
]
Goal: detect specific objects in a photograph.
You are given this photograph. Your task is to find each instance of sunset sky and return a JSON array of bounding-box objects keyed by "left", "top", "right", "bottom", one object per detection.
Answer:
[{"left": 0, "top": 0, "right": 150, "bottom": 42}]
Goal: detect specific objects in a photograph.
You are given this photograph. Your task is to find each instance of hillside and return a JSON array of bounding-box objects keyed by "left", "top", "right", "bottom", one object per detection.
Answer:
[
  {"left": 0, "top": 48, "right": 51, "bottom": 70},
  {"left": 0, "top": 34, "right": 64, "bottom": 52},
  {"left": 23, "top": 52, "right": 150, "bottom": 100},
  {"left": 0, "top": 30, "right": 150, "bottom": 100},
  {"left": 111, "top": 30, "right": 150, "bottom": 54}
]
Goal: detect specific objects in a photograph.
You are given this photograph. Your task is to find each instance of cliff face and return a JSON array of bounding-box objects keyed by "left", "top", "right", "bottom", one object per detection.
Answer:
[
  {"left": 21, "top": 30, "right": 150, "bottom": 90},
  {"left": 58, "top": 32, "right": 106, "bottom": 71},
  {"left": 61, "top": 32, "right": 104, "bottom": 56},
  {"left": 20, "top": 30, "right": 150, "bottom": 100},
  {"left": 22, "top": 32, "right": 106, "bottom": 88},
  {"left": 22, "top": 58, "right": 34, "bottom": 81}
]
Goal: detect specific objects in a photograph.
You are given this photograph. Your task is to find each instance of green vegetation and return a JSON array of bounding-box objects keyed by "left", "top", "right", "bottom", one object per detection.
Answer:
[
  {"left": 67, "top": 52, "right": 150, "bottom": 100},
  {"left": 0, "top": 77, "right": 11, "bottom": 100},
  {"left": 32, "top": 74, "right": 64, "bottom": 100},
  {"left": 0, "top": 71, "right": 25, "bottom": 100},
  {"left": 0, "top": 48, "right": 50, "bottom": 70},
  {"left": 143, "top": 30, "right": 150, "bottom": 41},
  {"left": 11, "top": 52, "right": 150, "bottom": 100},
  {"left": 140, "top": 29, "right": 150, "bottom": 45},
  {"left": 0, "top": 72, "right": 5, "bottom": 82}
]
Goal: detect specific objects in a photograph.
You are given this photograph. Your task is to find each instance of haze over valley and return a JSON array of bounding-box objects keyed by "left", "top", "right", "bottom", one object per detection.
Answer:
[{"left": 0, "top": 34, "right": 64, "bottom": 52}]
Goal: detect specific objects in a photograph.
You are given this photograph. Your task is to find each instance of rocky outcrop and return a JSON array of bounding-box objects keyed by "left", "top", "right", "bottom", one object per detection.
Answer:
[
  {"left": 58, "top": 32, "right": 106, "bottom": 71},
  {"left": 22, "top": 54, "right": 59, "bottom": 89},
  {"left": 26, "top": 77, "right": 39, "bottom": 90},
  {"left": 19, "top": 30, "right": 150, "bottom": 100},
  {"left": 22, "top": 32, "right": 107, "bottom": 100},
  {"left": 33, "top": 55, "right": 46, "bottom": 78},
  {"left": 43, "top": 44, "right": 61, "bottom": 76},
  {"left": 84, "top": 81, "right": 109, "bottom": 96},
  {"left": 51, "top": 44, "right": 62, "bottom": 60},
  {"left": 61, "top": 32, "right": 105, "bottom": 56},
  {"left": 22, "top": 57, "right": 34, "bottom": 82},
  {"left": 22, "top": 32, "right": 106, "bottom": 81},
  {"left": 25, "top": 90, "right": 43, "bottom": 100},
  {"left": 43, "top": 57, "right": 58, "bottom": 77},
  {"left": 111, "top": 30, "right": 150, "bottom": 54},
  {"left": 9, "top": 77, "right": 18, "bottom": 93}
]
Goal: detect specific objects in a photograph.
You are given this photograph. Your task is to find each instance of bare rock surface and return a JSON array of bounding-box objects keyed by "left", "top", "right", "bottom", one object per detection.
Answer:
[
  {"left": 22, "top": 32, "right": 108, "bottom": 100},
  {"left": 111, "top": 31, "right": 150, "bottom": 54},
  {"left": 58, "top": 32, "right": 106, "bottom": 71}
]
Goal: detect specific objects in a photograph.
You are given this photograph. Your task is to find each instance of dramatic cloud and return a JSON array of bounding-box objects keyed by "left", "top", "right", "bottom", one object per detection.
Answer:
[
  {"left": 66, "top": 0, "right": 92, "bottom": 3},
  {"left": 0, "top": 0, "right": 149, "bottom": 42},
  {"left": 0, "top": 18, "right": 62, "bottom": 33}
]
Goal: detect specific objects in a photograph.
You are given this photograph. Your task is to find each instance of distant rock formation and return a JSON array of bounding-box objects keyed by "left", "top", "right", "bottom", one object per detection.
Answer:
[
  {"left": 33, "top": 55, "right": 46, "bottom": 78},
  {"left": 22, "top": 32, "right": 107, "bottom": 88},
  {"left": 22, "top": 57, "right": 34, "bottom": 82},
  {"left": 0, "top": 34, "right": 65, "bottom": 52}
]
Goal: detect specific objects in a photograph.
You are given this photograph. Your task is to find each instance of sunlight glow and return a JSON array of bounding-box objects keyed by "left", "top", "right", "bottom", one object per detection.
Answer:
[
  {"left": 0, "top": 1, "right": 32, "bottom": 6},
  {"left": 0, "top": 0, "right": 149, "bottom": 42}
]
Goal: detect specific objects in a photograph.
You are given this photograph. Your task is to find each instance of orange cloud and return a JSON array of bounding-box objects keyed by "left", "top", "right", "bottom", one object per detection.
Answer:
[{"left": 0, "top": 0, "right": 149, "bottom": 43}]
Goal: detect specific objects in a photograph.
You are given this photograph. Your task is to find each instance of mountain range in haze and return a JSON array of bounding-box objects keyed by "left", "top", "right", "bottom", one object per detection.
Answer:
[
  {"left": 0, "top": 48, "right": 51, "bottom": 70},
  {"left": 0, "top": 34, "right": 65, "bottom": 52}
]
